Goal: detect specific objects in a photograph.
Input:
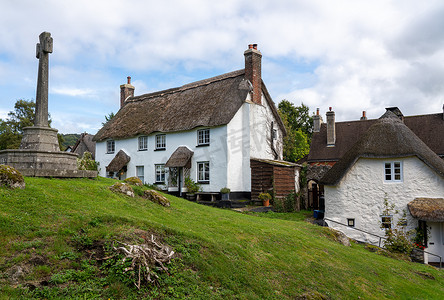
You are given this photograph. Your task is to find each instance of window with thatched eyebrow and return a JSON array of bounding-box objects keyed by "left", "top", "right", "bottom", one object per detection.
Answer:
[
  {"left": 155, "top": 134, "right": 166, "bottom": 150},
  {"left": 197, "top": 129, "right": 210, "bottom": 146},
  {"left": 107, "top": 140, "right": 115, "bottom": 154},
  {"left": 155, "top": 164, "right": 165, "bottom": 183},
  {"left": 138, "top": 136, "right": 148, "bottom": 151},
  {"left": 384, "top": 161, "right": 402, "bottom": 182}
]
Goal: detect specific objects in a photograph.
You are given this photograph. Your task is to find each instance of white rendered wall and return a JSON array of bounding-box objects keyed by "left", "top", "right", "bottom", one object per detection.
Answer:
[
  {"left": 226, "top": 103, "right": 251, "bottom": 192},
  {"left": 96, "top": 126, "right": 228, "bottom": 192},
  {"left": 249, "top": 94, "right": 284, "bottom": 161},
  {"left": 325, "top": 157, "right": 444, "bottom": 247}
]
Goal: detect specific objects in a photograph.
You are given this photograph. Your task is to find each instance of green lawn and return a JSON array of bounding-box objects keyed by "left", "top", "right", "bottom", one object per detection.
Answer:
[{"left": 0, "top": 176, "right": 443, "bottom": 299}]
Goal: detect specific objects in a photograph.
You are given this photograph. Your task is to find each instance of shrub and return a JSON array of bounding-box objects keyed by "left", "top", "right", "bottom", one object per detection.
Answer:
[
  {"left": 258, "top": 192, "right": 272, "bottom": 202},
  {"left": 220, "top": 187, "right": 230, "bottom": 194},
  {"left": 77, "top": 151, "right": 99, "bottom": 171},
  {"left": 273, "top": 192, "right": 298, "bottom": 212},
  {"left": 184, "top": 177, "right": 200, "bottom": 194}
]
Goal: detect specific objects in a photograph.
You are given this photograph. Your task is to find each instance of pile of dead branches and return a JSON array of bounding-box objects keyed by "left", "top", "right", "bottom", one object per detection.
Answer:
[{"left": 109, "top": 235, "right": 175, "bottom": 289}]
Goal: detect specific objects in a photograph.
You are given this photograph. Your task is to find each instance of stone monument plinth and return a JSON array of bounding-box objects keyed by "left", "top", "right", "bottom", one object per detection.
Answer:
[{"left": 0, "top": 32, "right": 96, "bottom": 178}]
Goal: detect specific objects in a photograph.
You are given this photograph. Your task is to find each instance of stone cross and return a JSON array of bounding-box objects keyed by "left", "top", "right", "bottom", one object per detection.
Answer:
[{"left": 34, "top": 32, "right": 53, "bottom": 127}]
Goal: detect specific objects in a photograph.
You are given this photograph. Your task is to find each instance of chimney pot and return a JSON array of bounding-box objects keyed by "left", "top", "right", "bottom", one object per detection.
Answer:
[
  {"left": 253, "top": 43, "right": 258, "bottom": 50},
  {"left": 329, "top": 107, "right": 332, "bottom": 111},
  {"left": 127, "top": 76, "right": 131, "bottom": 84},
  {"left": 360, "top": 111, "right": 367, "bottom": 120},
  {"left": 248, "top": 44, "right": 254, "bottom": 49},
  {"left": 316, "top": 108, "right": 320, "bottom": 115}
]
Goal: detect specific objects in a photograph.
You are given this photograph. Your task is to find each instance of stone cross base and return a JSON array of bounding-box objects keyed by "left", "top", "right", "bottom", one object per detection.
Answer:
[
  {"left": 20, "top": 126, "right": 60, "bottom": 152},
  {"left": 0, "top": 150, "right": 97, "bottom": 178}
]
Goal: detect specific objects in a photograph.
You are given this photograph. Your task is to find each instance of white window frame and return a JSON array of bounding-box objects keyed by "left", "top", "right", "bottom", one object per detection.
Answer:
[
  {"left": 136, "top": 166, "right": 144, "bottom": 184},
  {"left": 106, "top": 140, "right": 115, "bottom": 154},
  {"left": 138, "top": 136, "right": 148, "bottom": 151},
  {"left": 197, "top": 129, "right": 210, "bottom": 146},
  {"left": 155, "top": 164, "right": 165, "bottom": 183},
  {"left": 384, "top": 161, "right": 402, "bottom": 182},
  {"left": 197, "top": 161, "right": 210, "bottom": 183},
  {"left": 347, "top": 218, "right": 355, "bottom": 228},
  {"left": 155, "top": 134, "right": 166, "bottom": 150}
]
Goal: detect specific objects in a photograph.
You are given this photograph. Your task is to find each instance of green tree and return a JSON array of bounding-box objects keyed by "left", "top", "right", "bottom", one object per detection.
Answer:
[
  {"left": 102, "top": 112, "right": 115, "bottom": 126},
  {"left": 0, "top": 99, "right": 60, "bottom": 150},
  {"left": 278, "top": 100, "right": 312, "bottom": 162}
]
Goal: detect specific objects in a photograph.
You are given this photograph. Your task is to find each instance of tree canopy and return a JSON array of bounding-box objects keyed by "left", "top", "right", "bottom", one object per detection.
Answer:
[{"left": 278, "top": 100, "right": 313, "bottom": 162}]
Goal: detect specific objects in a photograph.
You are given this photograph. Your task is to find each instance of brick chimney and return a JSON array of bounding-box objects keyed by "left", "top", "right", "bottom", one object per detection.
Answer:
[
  {"left": 360, "top": 111, "right": 367, "bottom": 120},
  {"left": 313, "top": 108, "right": 322, "bottom": 132},
  {"left": 120, "top": 76, "right": 135, "bottom": 108},
  {"left": 244, "top": 44, "right": 262, "bottom": 105},
  {"left": 326, "top": 107, "right": 335, "bottom": 146}
]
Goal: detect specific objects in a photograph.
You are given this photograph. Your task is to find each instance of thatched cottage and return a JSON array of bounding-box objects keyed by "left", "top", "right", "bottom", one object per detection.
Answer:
[
  {"left": 315, "top": 109, "right": 444, "bottom": 264},
  {"left": 94, "top": 45, "right": 299, "bottom": 201}
]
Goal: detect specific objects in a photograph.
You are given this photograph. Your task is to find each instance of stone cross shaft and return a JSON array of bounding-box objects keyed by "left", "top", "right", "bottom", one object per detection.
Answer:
[{"left": 34, "top": 32, "right": 53, "bottom": 127}]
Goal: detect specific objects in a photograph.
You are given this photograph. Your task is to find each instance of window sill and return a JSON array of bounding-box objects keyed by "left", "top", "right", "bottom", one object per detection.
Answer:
[
  {"left": 197, "top": 181, "right": 210, "bottom": 184},
  {"left": 196, "top": 144, "right": 210, "bottom": 147},
  {"left": 138, "top": 149, "right": 148, "bottom": 152},
  {"left": 154, "top": 148, "right": 166, "bottom": 151},
  {"left": 106, "top": 152, "right": 115, "bottom": 154},
  {"left": 154, "top": 182, "right": 165, "bottom": 185}
]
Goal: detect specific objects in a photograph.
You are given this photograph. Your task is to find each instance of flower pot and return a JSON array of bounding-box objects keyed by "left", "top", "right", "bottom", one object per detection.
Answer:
[
  {"left": 221, "top": 193, "right": 229, "bottom": 200},
  {"left": 186, "top": 193, "right": 196, "bottom": 201},
  {"left": 263, "top": 199, "right": 270, "bottom": 207}
]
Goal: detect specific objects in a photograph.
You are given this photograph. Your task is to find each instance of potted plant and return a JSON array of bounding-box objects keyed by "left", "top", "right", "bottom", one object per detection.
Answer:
[
  {"left": 184, "top": 177, "right": 200, "bottom": 201},
  {"left": 220, "top": 187, "right": 230, "bottom": 200},
  {"left": 258, "top": 192, "right": 272, "bottom": 207}
]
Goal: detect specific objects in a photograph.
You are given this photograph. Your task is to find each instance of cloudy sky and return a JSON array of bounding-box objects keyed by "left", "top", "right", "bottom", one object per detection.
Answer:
[{"left": 1, "top": 0, "right": 443, "bottom": 134}]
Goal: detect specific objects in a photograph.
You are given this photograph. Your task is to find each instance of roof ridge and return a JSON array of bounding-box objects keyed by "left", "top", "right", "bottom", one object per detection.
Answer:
[{"left": 128, "top": 69, "right": 245, "bottom": 103}]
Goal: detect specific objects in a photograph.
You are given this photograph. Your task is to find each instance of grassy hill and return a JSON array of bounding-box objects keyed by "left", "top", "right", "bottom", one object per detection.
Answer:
[{"left": 0, "top": 177, "right": 443, "bottom": 299}]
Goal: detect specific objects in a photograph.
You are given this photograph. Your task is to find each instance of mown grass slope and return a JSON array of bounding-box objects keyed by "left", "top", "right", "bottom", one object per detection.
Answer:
[{"left": 0, "top": 177, "right": 443, "bottom": 299}]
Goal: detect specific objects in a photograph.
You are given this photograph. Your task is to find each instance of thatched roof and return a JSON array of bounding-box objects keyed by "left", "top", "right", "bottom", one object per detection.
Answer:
[
  {"left": 408, "top": 198, "right": 444, "bottom": 222},
  {"left": 321, "top": 111, "right": 444, "bottom": 185},
  {"left": 165, "top": 146, "right": 193, "bottom": 168},
  {"left": 106, "top": 150, "right": 130, "bottom": 172},
  {"left": 308, "top": 111, "right": 444, "bottom": 163},
  {"left": 72, "top": 133, "right": 96, "bottom": 159},
  {"left": 94, "top": 70, "right": 285, "bottom": 142}
]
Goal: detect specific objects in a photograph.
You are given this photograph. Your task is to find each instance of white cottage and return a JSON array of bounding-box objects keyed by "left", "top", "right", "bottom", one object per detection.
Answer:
[
  {"left": 321, "top": 111, "right": 444, "bottom": 263},
  {"left": 94, "top": 44, "right": 286, "bottom": 200}
]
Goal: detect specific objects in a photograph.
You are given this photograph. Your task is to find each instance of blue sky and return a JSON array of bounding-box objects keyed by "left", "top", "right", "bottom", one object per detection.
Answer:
[{"left": 1, "top": 0, "right": 444, "bottom": 134}]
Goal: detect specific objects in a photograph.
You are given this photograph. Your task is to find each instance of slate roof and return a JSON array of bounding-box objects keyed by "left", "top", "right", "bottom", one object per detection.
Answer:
[
  {"left": 94, "top": 70, "right": 284, "bottom": 142},
  {"left": 408, "top": 198, "right": 444, "bottom": 222},
  {"left": 307, "top": 112, "right": 444, "bottom": 163},
  {"left": 320, "top": 111, "right": 444, "bottom": 185}
]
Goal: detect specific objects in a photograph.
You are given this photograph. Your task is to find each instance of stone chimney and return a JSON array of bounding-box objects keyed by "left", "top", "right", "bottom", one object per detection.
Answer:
[
  {"left": 326, "top": 107, "right": 336, "bottom": 146},
  {"left": 120, "top": 76, "right": 135, "bottom": 108},
  {"left": 244, "top": 44, "right": 262, "bottom": 105},
  {"left": 360, "top": 111, "right": 367, "bottom": 120},
  {"left": 313, "top": 108, "right": 322, "bottom": 132}
]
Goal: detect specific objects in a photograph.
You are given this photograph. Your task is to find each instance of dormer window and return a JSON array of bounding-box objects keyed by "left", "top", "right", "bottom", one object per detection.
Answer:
[
  {"left": 197, "top": 129, "right": 210, "bottom": 146},
  {"left": 384, "top": 161, "right": 402, "bottom": 182},
  {"left": 155, "top": 134, "right": 166, "bottom": 150},
  {"left": 106, "top": 140, "right": 115, "bottom": 154}
]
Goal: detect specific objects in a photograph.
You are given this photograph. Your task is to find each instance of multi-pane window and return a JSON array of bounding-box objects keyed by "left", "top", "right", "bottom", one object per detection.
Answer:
[
  {"left": 136, "top": 166, "right": 144, "bottom": 184},
  {"left": 155, "top": 164, "right": 165, "bottom": 183},
  {"left": 197, "top": 161, "right": 210, "bottom": 183},
  {"left": 197, "top": 129, "right": 210, "bottom": 146},
  {"left": 138, "top": 136, "right": 148, "bottom": 151},
  {"left": 384, "top": 162, "right": 402, "bottom": 182},
  {"left": 155, "top": 134, "right": 166, "bottom": 150},
  {"left": 381, "top": 216, "right": 392, "bottom": 229},
  {"left": 106, "top": 140, "right": 115, "bottom": 153}
]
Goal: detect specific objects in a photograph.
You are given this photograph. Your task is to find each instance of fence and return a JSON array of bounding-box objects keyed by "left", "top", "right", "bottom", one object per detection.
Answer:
[{"left": 323, "top": 218, "right": 442, "bottom": 269}]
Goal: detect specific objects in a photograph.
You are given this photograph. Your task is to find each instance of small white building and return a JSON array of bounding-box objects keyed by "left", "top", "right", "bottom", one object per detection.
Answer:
[
  {"left": 321, "top": 111, "right": 444, "bottom": 263},
  {"left": 94, "top": 44, "right": 287, "bottom": 200}
]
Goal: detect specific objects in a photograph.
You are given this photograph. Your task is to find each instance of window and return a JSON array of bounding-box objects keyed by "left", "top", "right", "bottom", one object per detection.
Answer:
[
  {"left": 272, "top": 129, "right": 277, "bottom": 140},
  {"left": 197, "top": 161, "right": 210, "bottom": 183},
  {"left": 155, "top": 164, "right": 165, "bottom": 183},
  {"left": 381, "top": 215, "right": 392, "bottom": 229},
  {"left": 347, "top": 218, "right": 355, "bottom": 228},
  {"left": 106, "top": 140, "right": 115, "bottom": 154},
  {"left": 197, "top": 129, "right": 210, "bottom": 146},
  {"left": 107, "top": 171, "right": 114, "bottom": 178},
  {"left": 138, "top": 136, "right": 148, "bottom": 151},
  {"left": 384, "top": 161, "right": 402, "bottom": 182},
  {"left": 136, "top": 166, "right": 144, "bottom": 184},
  {"left": 155, "top": 134, "right": 166, "bottom": 150}
]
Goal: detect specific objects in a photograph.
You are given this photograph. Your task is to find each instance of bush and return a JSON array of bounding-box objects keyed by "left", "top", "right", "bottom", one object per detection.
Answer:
[
  {"left": 220, "top": 187, "right": 230, "bottom": 194},
  {"left": 77, "top": 151, "right": 98, "bottom": 171},
  {"left": 184, "top": 177, "right": 200, "bottom": 194},
  {"left": 273, "top": 192, "right": 298, "bottom": 212}
]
